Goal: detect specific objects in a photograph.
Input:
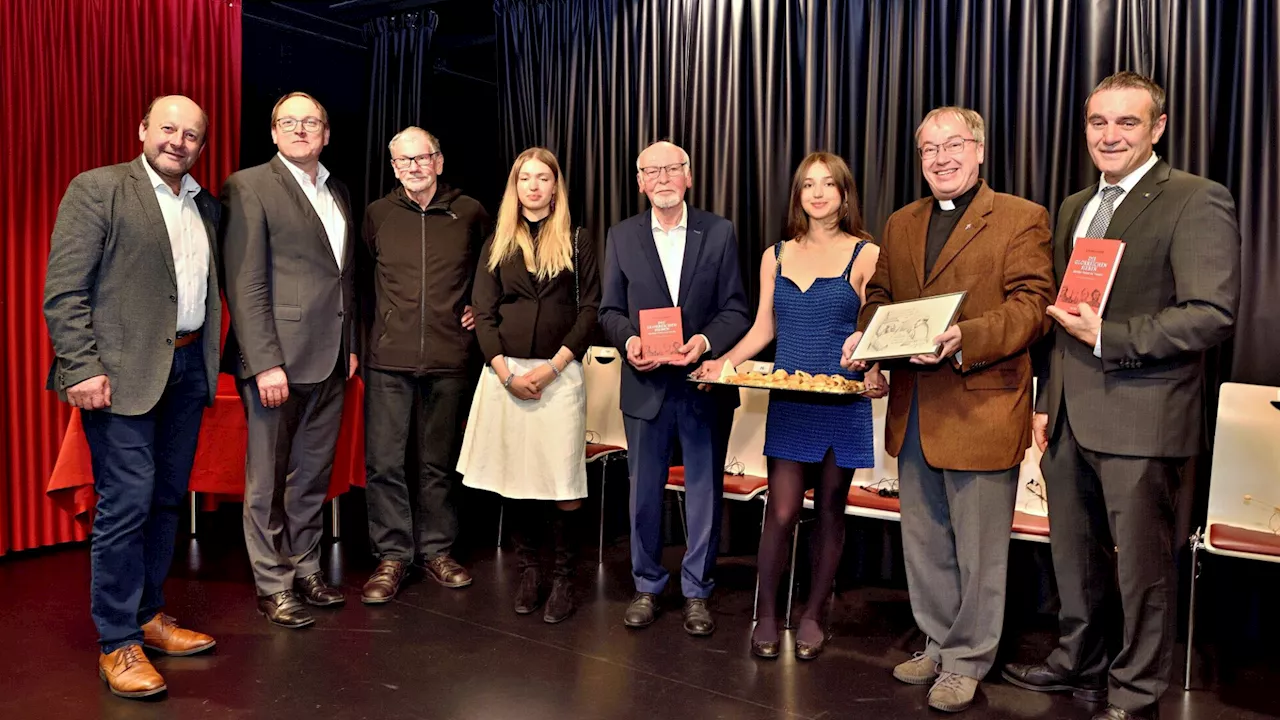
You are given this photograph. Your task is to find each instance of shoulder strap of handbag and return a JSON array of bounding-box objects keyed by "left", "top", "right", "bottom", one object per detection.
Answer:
[{"left": 573, "top": 227, "right": 580, "bottom": 310}]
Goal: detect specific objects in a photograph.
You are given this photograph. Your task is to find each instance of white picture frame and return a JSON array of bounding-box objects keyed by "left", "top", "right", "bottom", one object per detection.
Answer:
[{"left": 850, "top": 291, "right": 967, "bottom": 362}]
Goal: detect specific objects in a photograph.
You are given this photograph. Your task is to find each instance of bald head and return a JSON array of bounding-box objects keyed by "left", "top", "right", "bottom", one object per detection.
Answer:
[
  {"left": 636, "top": 141, "right": 692, "bottom": 209},
  {"left": 138, "top": 95, "right": 208, "bottom": 189}
]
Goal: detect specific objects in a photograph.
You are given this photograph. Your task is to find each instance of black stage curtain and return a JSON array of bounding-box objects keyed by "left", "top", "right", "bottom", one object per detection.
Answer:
[
  {"left": 495, "top": 1, "right": 1280, "bottom": 630},
  {"left": 496, "top": 0, "right": 1277, "bottom": 388},
  {"left": 363, "top": 10, "right": 439, "bottom": 210}
]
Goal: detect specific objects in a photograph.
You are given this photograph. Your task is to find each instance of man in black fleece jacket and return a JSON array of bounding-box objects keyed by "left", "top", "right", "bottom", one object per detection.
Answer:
[{"left": 359, "top": 126, "right": 490, "bottom": 603}]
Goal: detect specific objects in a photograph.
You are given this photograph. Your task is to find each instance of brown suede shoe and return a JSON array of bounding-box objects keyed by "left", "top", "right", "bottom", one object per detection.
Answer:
[
  {"left": 98, "top": 645, "right": 166, "bottom": 698},
  {"left": 141, "top": 613, "right": 216, "bottom": 656},
  {"left": 362, "top": 560, "right": 408, "bottom": 604},
  {"left": 422, "top": 554, "right": 472, "bottom": 588}
]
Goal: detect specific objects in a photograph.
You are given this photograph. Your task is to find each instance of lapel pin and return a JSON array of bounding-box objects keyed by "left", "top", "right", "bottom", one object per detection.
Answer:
[
  {"left": 1144, "top": 192, "right": 1150, "bottom": 198},
  {"left": 965, "top": 223, "right": 972, "bottom": 230}
]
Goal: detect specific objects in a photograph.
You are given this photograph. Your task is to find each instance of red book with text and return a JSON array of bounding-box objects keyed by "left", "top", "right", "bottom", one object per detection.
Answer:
[
  {"left": 639, "top": 307, "right": 684, "bottom": 362},
  {"left": 1055, "top": 238, "right": 1126, "bottom": 316}
]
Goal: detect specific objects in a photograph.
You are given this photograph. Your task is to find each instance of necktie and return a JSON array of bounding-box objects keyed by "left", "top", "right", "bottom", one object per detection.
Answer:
[{"left": 1084, "top": 186, "right": 1124, "bottom": 239}]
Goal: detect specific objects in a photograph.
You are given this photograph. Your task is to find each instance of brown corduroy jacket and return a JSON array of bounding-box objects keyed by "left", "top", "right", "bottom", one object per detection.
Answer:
[{"left": 858, "top": 181, "right": 1055, "bottom": 471}]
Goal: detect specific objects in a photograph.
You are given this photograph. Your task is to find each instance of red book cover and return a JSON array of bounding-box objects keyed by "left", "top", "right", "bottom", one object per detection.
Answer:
[
  {"left": 1055, "top": 238, "right": 1126, "bottom": 316},
  {"left": 639, "top": 307, "right": 684, "bottom": 362}
]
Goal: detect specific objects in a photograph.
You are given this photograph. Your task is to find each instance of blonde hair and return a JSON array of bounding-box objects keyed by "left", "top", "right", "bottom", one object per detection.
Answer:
[
  {"left": 915, "top": 106, "right": 986, "bottom": 146},
  {"left": 271, "top": 91, "right": 328, "bottom": 127},
  {"left": 489, "top": 147, "right": 573, "bottom": 280}
]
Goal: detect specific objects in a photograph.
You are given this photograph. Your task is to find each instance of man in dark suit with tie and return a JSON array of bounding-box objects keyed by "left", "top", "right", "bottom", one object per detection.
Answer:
[
  {"left": 599, "top": 140, "right": 750, "bottom": 636},
  {"left": 44, "top": 95, "right": 221, "bottom": 698},
  {"left": 1002, "top": 72, "right": 1240, "bottom": 720},
  {"left": 221, "top": 92, "right": 359, "bottom": 628}
]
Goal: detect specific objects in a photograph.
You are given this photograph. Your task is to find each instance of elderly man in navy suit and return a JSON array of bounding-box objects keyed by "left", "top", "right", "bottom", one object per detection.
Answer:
[{"left": 599, "top": 140, "right": 750, "bottom": 636}]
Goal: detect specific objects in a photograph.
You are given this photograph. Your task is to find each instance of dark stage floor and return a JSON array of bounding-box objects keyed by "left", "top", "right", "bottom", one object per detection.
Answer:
[{"left": 0, "top": 507, "right": 1275, "bottom": 720}]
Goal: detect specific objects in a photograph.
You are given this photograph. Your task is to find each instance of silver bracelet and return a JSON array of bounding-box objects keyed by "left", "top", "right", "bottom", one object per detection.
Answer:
[
  {"left": 546, "top": 361, "right": 561, "bottom": 376},
  {"left": 503, "top": 372, "right": 516, "bottom": 388}
]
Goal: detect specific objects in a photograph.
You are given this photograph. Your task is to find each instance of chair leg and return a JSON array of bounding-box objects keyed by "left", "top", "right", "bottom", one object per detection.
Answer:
[
  {"left": 784, "top": 520, "right": 799, "bottom": 629},
  {"left": 496, "top": 502, "right": 504, "bottom": 549},
  {"left": 676, "top": 492, "right": 688, "bottom": 542},
  {"left": 598, "top": 456, "right": 608, "bottom": 565},
  {"left": 1185, "top": 527, "right": 1203, "bottom": 691},
  {"left": 189, "top": 492, "right": 198, "bottom": 537},
  {"left": 331, "top": 498, "right": 341, "bottom": 540},
  {"left": 752, "top": 494, "right": 768, "bottom": 622}
]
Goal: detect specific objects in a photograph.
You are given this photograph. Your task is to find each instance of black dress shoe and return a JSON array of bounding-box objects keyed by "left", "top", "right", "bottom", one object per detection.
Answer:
[
  {"left": 362, "top": 560, "right": 408, "bottom": 604},
  {"left": 682, "top": 598, "right": 715, "bottom": 636},
  {"left": 543, "top": 577, "right": 574, "bottom": 624},
  {"left": 257, "top": 590, "right": 314, "bottom": 628},
  {"left": 295, "top": 571, "right": 345, "bottom": 607},
  {"left": 623, "top": 592, "right": 658, "bottom": 628},
  {"left": 1001, "top": 662, "right": 1107, "bottom": 703},
  {"left": 1093, "top": 705, "right": 1155, "bottom": 720}
]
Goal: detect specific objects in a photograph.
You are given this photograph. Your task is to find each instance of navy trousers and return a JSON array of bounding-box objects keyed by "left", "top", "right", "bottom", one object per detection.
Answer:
[
  {"left": 81, "top": 342, "right": 207, "bottom": 654},
  {"left": 624, "top": 384, "right": 733, "bottom": 598}
]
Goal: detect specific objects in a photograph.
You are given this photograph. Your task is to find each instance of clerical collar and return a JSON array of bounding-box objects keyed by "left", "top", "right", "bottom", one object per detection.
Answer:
[{"left": 934, "top": 182, "right": 980, "bottom": 212}]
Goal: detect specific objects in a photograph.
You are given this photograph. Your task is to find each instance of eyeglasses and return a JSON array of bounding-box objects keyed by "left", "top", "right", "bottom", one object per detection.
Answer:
[
  {"left": 276, "top": 117, "right": 324, "bottom": 133},
  {"left": 640, "top": 162, "right": 687, "bottom": 180},
  {"left": 918, "top": 137, "right": 978, "bottom": 161},
  {"left": 1243, "top": 494, "right": 1280, "bottom": 534},
  {"left": 391, "top": 152, "right": 440, "bottom": 169},
  {"left": 860, "top": 477, "right": 899, "bottom": 499},
  {"left": 725, "top": 458, "right": 746, "bottom": 476},
  {"left": 1026, "top": 478, "right": 1047, "bottom": 510}
]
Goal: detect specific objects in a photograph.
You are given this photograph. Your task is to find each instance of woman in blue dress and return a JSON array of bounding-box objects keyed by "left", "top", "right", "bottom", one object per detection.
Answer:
[{"left": 693, "top": 152, "right": 886, "bottom": 660}]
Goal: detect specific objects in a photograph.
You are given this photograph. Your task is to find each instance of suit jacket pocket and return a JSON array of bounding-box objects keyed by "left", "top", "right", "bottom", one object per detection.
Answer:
[{"left": 275, "top": 305, "right": 302, "bottom": 322}]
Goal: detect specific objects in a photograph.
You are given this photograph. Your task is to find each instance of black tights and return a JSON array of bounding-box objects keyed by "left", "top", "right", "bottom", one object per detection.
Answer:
[{"left": 754, "top": 449, "right": 853, "bottom": 644}]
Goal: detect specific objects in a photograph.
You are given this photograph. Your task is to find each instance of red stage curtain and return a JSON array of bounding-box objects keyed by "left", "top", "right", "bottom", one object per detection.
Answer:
[{"left": 0, "top": 0, "right": 242, "bottom": 555}]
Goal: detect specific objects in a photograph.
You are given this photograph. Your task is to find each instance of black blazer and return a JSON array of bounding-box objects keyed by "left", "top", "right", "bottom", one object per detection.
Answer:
[{"left": 471, "top": 222, "right": 600, "bottom": 364}]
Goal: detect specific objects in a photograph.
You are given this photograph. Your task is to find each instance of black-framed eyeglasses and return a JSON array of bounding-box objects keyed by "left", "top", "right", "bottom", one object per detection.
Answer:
[
  {"left": 640, "top": 162, "right": 688, "bottom": 180},
  {"left": 860, "top": 476, "right": 899, "bottom": 499},
  {"left": 391, "top": 152, "right": 440, "bottom": 169},
  {"left": 918, "top": 137, "right": 978, "bottom": 161},
  {"left": 276, "top": 117, "right": 325, "bottom": 133},
  {"left": 1243, "top": 494, "right": 1280, "bottom": 535},
  {"left": 1026, "top": 478, "right": 1047, "bottom": 510}
]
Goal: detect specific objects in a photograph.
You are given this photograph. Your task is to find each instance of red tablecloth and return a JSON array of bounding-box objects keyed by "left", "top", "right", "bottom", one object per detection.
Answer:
[{"left": 46, "top": 376, "right": 367, "bottom": 521}]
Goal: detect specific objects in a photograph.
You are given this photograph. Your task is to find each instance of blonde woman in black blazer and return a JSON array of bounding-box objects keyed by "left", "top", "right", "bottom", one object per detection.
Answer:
[{"left": 458, "top": 147, "right": 600, "bottom": 623}]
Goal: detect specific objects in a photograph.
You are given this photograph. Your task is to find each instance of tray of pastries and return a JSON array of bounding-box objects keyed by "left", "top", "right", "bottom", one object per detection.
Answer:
[{"left": 691, "top": 367, "right": 867, "bottom": 395}]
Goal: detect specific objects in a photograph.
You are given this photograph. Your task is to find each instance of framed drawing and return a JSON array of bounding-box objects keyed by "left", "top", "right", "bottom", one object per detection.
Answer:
[{"left": 849, "top": 292, "right": 967, "bottom": 362}]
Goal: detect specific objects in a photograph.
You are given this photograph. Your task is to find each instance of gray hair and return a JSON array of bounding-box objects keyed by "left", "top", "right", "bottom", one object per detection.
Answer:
[
  {"left": 914, "top": 107, "right": 986, "bottom": 146},
  {"left": 635, "top": 140, "right": 691, "bottom": 175},
  {"left": 388, "top": 126, "right": 440, "bottom": 156}
]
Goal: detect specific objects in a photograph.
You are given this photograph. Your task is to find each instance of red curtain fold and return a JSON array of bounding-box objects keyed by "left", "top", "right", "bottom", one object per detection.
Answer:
[{"left": 0, "top": 0, "right": 242, "bottom": 555}]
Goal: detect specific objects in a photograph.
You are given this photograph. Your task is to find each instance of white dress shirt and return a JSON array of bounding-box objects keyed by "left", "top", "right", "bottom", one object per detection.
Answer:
[
  {"left": 651, "top": 202, "right": 689, "bottom": 303},
  {"left": 141, "top": 155, "right": 209, "bottom": 333},
  {"left": 277, "top": 152, "right": 347, "bottom": 268},
  {"left": 626, "top": 202, "right": 711, "bottom": 357},
  {"left": 1071, "top": 152, "right": 1160, "bottom": 357}
]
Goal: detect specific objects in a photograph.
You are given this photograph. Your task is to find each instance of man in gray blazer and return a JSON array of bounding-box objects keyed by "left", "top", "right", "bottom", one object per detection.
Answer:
[
  {"left": 44, "top": 95, "right": 220, "bottom": 699},
  {"left": 221, "top": 92, "right": 358, "bottom": 628},
  {"left": 1003, "top": 72, "right": 1240, "bottom": 720}
]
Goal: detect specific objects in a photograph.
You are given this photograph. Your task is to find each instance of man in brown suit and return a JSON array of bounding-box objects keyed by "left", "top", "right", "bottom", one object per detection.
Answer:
[{"left": 842, "top": 106, "right": 1055, "bottom": 712}]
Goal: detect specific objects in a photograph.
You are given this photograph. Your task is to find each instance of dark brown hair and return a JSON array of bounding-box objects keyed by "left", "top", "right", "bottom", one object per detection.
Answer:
[
  {"left": 785, "top": 151, "right": 871, "bottom": 241},
  {"left": 1086, "top": 71, "right": 1166, "bottom": 124}
]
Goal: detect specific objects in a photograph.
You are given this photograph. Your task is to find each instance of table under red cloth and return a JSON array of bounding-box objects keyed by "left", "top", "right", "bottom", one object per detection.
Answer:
[{"left": 46, "top": 375, "right": 367, "bottom": 521}]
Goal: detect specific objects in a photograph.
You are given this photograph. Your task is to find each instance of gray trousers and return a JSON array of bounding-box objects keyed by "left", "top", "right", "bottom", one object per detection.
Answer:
[
  {"left": 1043, "top": 406, "right": 1181, "bottom": 717},
  {"left": 898, "top": 393, "right": 1018, "bottom": 680},
  {"left": 238, "top": 360, "right": 347, "bottom": 596}
]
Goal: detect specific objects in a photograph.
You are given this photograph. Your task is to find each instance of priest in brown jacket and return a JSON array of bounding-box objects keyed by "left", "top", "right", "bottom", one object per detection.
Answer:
[{"left": 842, "top": 106, "right": 1055, "bottom": 713}]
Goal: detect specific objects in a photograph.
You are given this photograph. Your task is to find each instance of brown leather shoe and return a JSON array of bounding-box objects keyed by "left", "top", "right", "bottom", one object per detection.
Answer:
[
  {"left": 141, "top": 613, "right": 216, "bottom": 656},
  {"left": 362, "top": 560, "right": 408, "bottom": 604},
  {"left": 422, "top": 554, "right": 472, "bottom": 588},
  {"left": 98, "top": 645, "right": 166, "bottom": 698}
]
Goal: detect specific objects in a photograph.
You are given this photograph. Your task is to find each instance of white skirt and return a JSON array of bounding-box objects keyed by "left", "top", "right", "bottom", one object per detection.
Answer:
[{"left": 457, "top": 357, "right": 588, "bottom": 501}]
